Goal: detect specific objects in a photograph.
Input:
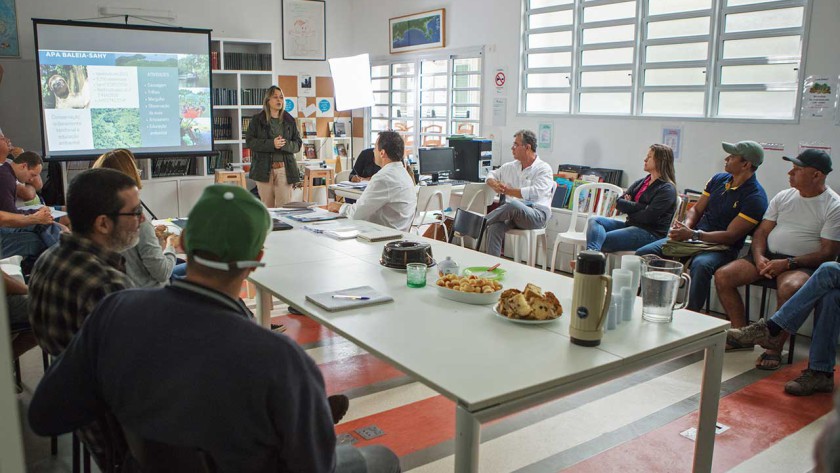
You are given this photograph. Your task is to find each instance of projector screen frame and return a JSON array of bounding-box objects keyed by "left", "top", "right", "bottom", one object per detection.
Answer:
[{"left": 32, "top": 18, "right": 216, "bottom": 161}]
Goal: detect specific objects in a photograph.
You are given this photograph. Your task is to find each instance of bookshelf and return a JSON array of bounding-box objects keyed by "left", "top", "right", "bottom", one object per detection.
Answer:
[{"left": 210, "top": 37, "right": 276, "bottom": 175}]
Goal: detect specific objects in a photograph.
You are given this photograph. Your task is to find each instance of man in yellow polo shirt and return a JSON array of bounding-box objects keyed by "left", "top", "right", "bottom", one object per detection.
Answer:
[{"left": 636, "top": 140, "right": 769, "bottom": 312}]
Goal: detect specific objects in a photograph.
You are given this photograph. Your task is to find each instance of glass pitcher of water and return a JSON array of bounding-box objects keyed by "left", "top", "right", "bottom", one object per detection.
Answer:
[{"left": 640, "top": 258, "right": 691, "bottom": 323}]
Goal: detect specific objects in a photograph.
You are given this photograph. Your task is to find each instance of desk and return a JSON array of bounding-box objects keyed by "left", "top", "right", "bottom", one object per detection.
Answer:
[{"left": 249, "top": 218, "right": 728, "bottom": 472}]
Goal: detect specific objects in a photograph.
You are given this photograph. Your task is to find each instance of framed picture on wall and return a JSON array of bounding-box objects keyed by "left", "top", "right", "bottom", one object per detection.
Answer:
[
  {"left": 389, "top": 9, "right": 445, "bottom": 54},
  {"left": 282, "top": 0, "right": 326, "bottom": 61},
  {"left": 0, "top": 0, "right": 20, "bottom": 57}
]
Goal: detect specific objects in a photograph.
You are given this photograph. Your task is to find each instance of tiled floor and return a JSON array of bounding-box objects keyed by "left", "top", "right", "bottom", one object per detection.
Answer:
[{"left": 16, "top": 299, "right": 833, "bottom": 472}]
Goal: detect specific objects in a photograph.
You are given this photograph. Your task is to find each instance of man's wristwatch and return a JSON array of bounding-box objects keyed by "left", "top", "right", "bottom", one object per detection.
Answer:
[
  {"left": 692, "top": 229, "right": 701, "bottom": 241},
  {"left": 787, "top": 257, "right": 798, "bottom": 270}
]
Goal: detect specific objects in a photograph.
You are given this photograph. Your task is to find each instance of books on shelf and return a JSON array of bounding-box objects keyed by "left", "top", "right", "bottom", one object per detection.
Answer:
[
  {"left": 211, "top": 51, "right": 220, "bottom": 70},
  {"left": 240, "top": 88, "right": 269, "bottom": 106},
  {"left": 333, "top": 121, "right": 347, "bottom": 137},
  {"left": 241, "top": 117, "right": 252, "bottom": 139},
  {"left": 300, "top": 118, "right": 317, "bottom": 137},
  {"left": 208, "top": 149, "right": 234, "bottom": 174},
  {"left": 153, "top": 157, "right": 195, "bottom": 178},
  {"left": 212, "top": 88, "right": 238, "bottom": 106},
  {"left": 303, "top": 142, "right": 318, "bottom": 160},
  {"left": 222, "top": 52, "right": 271, "bottom": 71},
  {"left": 212, "top": 116, "right": 233, "bottom": 140},
  {"left": 334, "top": 142, "right": 348, "bottom": 158}
]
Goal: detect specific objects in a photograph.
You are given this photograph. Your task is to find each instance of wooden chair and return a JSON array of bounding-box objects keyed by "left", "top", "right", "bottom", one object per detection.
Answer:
[
  {"left": 302, "top": 167, "right": 335, "bottom": 202},
  {"left": 213, "top": 170, "right": 246, "bottom": 188},
  {"left": 422, "top": 124, "right": 443, "bottom": 147},
  {"left": 456, "top": 123, "right": 475, "bottom": 135}
]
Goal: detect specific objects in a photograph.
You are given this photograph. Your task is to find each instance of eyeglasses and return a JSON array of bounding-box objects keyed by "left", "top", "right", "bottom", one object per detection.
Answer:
[{"left": 111, "top": 206, "right": 144, "bottom": 219}]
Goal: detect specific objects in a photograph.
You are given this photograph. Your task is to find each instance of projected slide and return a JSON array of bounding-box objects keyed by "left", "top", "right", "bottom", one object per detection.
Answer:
[{"left": 38, "top": 50, "right": 211, "bottom": 154}]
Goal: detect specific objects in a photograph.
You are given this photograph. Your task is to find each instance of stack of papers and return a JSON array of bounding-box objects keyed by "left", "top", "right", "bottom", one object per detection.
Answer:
[
  {"left": 18, "top": 204, "right": 67, "bottom": 219},
  {"left": 287, "top": 212, "right": 343, "bottom": 223},
  {"left": 336, "top": 181, "right": 369, "bottom": 190},
  {"left": 306, "top": 286, "right": 394, "bottom": 312}
]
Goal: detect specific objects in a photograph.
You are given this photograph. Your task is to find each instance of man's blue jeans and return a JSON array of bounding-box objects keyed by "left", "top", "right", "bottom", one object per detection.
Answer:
[
  {"left": 635, "top": 237, "right": 737, "bottom": 312},
  {"left": 771, "top": 262, "right": 840, "bottom": 373},
  {"left": 585, "top": 216, "right": 658, "bottom": 253}
]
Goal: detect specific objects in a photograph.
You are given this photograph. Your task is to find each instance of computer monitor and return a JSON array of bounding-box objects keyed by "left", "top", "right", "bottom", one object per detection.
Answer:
[{"left": 418, "top": 147, "right": 455, "bottom": 181}]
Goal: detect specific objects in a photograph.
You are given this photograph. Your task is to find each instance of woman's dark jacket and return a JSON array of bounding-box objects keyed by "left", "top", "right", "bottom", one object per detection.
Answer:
[
  {"left": 615, "top": 176, "right": 677, "bottom": 238},
  {"left": 245, "top": 111, "right": 302, "bottom": 184}
]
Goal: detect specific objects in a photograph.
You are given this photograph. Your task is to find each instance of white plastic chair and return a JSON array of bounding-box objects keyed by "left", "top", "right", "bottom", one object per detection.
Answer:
[
  {"left": 507, "top": 183, "right": 557, "bottom": 268},
  {"left": 335, "top": 170, "right": 351, "bottom": 183},
  {"left": 411, "top": 184, "right": 452, "bottom": 241},
  {"left": 608, "top": 194, "right": 683, "bottom": 269},
  {"left": 548, "top": 182, "right": 623, "bottom": 273}
]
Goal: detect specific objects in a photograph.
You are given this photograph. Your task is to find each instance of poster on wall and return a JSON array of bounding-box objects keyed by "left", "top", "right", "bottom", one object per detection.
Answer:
[
  {"left": 389, "top": 9, "right": 445, "bottom": 54},
  {"left": 282, "top": 0, "right": 326, "bottom": 61},
  {"left": 494, "top": 67, "right": 506, "bottom": 96},
  {"left": 538, "top": 122, "right": 552, "bottom": 152},
  {"left": 662, "top": 126, "right": 683, "bottom": 162},
  {"left": 298, "top": 73, "right": 314, "bottom": 97},
  {"left": 492, "top": 98, "right": 506, "bottom": 127},
  {"left": 801, "top": 75, "right": 836, "bottom": 120},
  {"left": 0, "top": 0, "right": 19, "bottom": 57}
]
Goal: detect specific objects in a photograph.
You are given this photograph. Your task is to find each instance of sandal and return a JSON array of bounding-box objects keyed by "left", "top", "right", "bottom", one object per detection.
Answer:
[
  {"left": 755, "top": 352, "right": 781, "bottom": 371},
  {"left": 725, "top": 338, "right": 755, "bottom": 353}
]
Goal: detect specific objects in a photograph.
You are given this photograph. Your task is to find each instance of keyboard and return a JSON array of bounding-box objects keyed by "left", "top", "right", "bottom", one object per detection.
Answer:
[{"left": 425, "top": 179, "right": 468, "bottom": 186}]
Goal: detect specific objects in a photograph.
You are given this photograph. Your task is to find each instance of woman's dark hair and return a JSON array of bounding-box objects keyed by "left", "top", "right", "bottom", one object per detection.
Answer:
[
  {"left": 67, "top": 168, "right": 138, "bottom": 236},
  {"left": 376, "top": 131, "right": 405, "bottom": 162}
]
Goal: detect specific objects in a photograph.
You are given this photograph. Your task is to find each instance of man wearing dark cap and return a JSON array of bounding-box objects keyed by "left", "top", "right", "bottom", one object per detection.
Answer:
[
  {"left": 29, "top": 185, "right": 400, "bottom": 472},
  {"left": 716, "top": 148, "right": 840, "bottom": 370},
  {"left": 637, "top": 140, "right": 769, "bottom": 312}
]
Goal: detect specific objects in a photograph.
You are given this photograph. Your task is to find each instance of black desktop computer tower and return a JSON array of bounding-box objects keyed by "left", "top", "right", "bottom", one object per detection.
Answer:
[{"left": 449, "top": 138, "right": 492, "bottom": 182}]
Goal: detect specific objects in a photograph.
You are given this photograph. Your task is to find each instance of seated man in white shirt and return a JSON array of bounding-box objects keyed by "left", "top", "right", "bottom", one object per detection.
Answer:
[
  {"left": 327, "top": 131, "right": 417, "bottom": 232},
  {"left": 484, "top": 129, "right": 555, "bottom": 257}
]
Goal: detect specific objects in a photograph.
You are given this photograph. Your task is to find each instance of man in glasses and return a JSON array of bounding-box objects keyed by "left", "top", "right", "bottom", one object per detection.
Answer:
[
  {"left": 30, "top": 185, "right": 400, "bottom": 473},
  {"left": 28, "top": 167, "right": 142, "bottom": 470}
]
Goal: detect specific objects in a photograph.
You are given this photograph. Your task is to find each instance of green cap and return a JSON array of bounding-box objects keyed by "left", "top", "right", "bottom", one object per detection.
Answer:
[
  {"left": 184, "top": 185, "right": 271, "bottom": 271},
  {"left": 722, "top": 141, "right": 764, "bottom": 167}
]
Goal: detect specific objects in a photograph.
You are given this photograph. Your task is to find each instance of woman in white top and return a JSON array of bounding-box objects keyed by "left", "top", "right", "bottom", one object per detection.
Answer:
[{"left": 92, "top": 149, "right": 177, "bottom": 287}]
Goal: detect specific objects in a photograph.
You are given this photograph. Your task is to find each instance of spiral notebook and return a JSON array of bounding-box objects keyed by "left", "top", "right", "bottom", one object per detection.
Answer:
[{"left": 305, "top": 286, "right": 394, "bottom": 312}]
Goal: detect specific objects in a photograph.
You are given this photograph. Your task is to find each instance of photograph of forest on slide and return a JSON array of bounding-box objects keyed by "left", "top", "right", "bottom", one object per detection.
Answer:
[{"left": 92, "top": 109, "right": 141, "bottom": 148}]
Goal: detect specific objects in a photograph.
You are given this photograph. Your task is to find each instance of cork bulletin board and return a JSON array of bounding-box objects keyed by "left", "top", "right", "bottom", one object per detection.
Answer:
[{"left": 277, "top": 75, "right": 364, "bottom": 139}]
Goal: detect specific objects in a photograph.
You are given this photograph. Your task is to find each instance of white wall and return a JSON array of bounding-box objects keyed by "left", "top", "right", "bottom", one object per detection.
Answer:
[
  {"left": 0, "top": 0, "right": 355, "bottom": 152},
  {"left": 349, "top": 0, "right": 840, "bottom": 198}
]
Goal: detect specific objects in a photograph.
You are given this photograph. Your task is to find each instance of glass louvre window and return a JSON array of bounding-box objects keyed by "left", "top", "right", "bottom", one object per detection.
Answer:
[
  {"left": 369, "top": 54, "right": 482, "bottom": 156},
  {"left": 522, "top": 0, "right": 810, "bottom": 120}
]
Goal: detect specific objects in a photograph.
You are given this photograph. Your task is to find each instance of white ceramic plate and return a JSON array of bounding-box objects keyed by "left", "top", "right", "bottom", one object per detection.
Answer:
[
  {"left": 491, "top": 305, "right": 560, "bottom": 324},
  {"left": 435, "top": 284, "right": 503, "bottom": 305}
]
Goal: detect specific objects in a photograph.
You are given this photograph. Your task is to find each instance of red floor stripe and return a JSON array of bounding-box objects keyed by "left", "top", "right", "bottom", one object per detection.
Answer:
[
  {"left": 337, "top": 395, "right": 455, "bottom": 456},
  {"left": 564, "top": 361, "right": 835, "bottom": 472},
  {"left": 271, "top": 313, "right": 336, "bottom": 345},
  {"left": 319, "top": 353, "right": 406, "bottom": 394}
]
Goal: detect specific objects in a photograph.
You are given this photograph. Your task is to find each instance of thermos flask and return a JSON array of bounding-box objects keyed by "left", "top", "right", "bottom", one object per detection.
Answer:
[{"left": 569, "top": 251, "right": 612, "bottom": 347}]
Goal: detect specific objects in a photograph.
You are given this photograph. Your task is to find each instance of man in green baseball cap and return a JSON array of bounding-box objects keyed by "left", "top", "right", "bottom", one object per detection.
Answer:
[{"left": 183, "top": 184, "right": 270, "bottom": 273}]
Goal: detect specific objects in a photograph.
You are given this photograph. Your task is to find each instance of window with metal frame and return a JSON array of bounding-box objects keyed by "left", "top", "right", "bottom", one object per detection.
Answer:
[
  {"left": 370, "top": 51, "right": 483, "bottom": 158},
  {"left": 521, "top": 0, "right": 810, "bottom": 120}
]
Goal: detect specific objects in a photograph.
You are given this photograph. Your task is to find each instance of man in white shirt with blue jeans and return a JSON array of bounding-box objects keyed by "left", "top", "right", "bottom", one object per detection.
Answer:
[
  {"left": 484, "top": 129, "right": 555, "bottom": 256},
  {"left": 327, "top": 131, "right": 417, "bottom": 232}
]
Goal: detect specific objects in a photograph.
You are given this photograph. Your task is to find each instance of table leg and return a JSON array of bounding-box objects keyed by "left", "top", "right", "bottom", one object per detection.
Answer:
[
  {"left": 693, "top": 331, "right": 725, "bottom": 472},
  {"left": 454, "top": 404, "right": 480, "bottom": 473},
  {"left": 255, "top": 286, "right": 273, "bottom": 329}
]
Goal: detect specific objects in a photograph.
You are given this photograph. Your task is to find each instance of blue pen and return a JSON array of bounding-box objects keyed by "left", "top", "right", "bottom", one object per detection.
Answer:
[{"left": 332, "top": 295, "right": 370, "bottom": 300}]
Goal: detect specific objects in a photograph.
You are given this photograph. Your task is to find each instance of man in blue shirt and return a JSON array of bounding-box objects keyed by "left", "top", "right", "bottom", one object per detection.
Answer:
[{"left": 637, "top": 141, "right": 769, "bottom": 312}]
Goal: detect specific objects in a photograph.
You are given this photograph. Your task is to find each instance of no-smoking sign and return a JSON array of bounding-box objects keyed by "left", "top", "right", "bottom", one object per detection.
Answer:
[
  {"left": 495, "top": 68, "right": 506, "bottom": 95},
  {"left": 495, "top": 71, "right": 506, "bottom": 87}
]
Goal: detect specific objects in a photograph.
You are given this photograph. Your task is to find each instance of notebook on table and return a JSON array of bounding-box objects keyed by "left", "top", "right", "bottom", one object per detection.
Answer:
[
  {"left": 305, "top": 286, "right": 394, "bottom": 312},
  {"left": 357, "top": 230, "right": 403, "bottom": 242}
]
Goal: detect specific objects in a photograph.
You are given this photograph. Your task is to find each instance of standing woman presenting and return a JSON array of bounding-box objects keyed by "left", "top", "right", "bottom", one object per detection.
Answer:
[{"left": 246, "top": 86, "right": 302, "bottom": 207}]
